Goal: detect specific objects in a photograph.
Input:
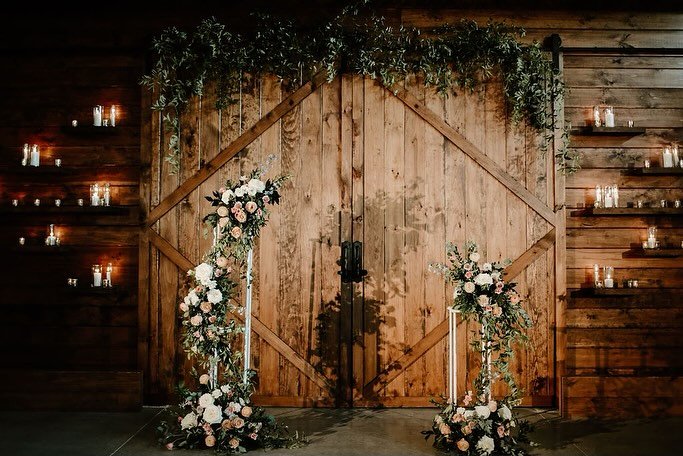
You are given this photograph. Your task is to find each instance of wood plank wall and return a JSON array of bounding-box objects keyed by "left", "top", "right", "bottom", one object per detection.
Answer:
[
  {"left": 0, "top": 19, "right": 145, "bottom": 410},
  {"left": 402, "top": 9, "right": 683, "bottom": 418}
]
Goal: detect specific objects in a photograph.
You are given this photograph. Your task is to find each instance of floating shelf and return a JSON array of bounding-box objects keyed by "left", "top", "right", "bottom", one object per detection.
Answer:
[
  {"left": 626, "top": 248, "right": 683, "bottom": 258},
  {"left": 570, "top": 126, "right": 646, "bottom": 136},
  {"left": 1, "top": 166, "right": 75, "bottom": 175},
  {"left": 9, "top": 245, "right": 72, "bottom": 254},
  {"left": 0, "top": 205, "right": 130, "bottom": 215},
  {"left": 64, "top": 285, "right": 127, "bottom": 296},
  {"left": 60, "top": 125, "right": 122, "bottom": 135},
  {"left": 571, "top": 288, "right": 660, "bottom": 297},
  {"left": 631, "top": 167, "right": 683, "bottom": 176},
  {"left": 571, "top": 207, "right": 683, "bottom": 216}
]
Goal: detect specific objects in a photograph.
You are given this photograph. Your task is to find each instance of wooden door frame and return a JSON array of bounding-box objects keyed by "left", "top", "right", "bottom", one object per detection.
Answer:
[{"left": 139, "top": 69, "right": 566, "bottom": 411}]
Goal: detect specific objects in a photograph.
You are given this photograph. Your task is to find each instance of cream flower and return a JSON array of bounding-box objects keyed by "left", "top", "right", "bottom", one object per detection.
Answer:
[
  {"left": 199, "top": 374, "right": 210, "bottom": 385},
  {"left": 245, "top": 201, "right": 258, "bottom": 213},
  {"left": 469, "top": 252, "right": 480, "bottom": 262},
  {"left": 456, "top": 407, "right": 466, "bottom": 415},
  {"left": 474, "top": 273, "right": 493, "bottom": 286},
  {"left": 499, "top": 404, "right": 512, "bottom": 421},
  {"left": 198, "top": 393, "right": 215, "bottom": 408},
  {"left": 456, "top": 439, "right": 469, "bottom": 452},
  {"left": 207, "top": 289, "right": 222, "bottom": 304},
  {"left": 475, "top": 405, "right": 491, "bottom": 419},
  {"left": 482, "top": 262, "right": 492, "bottom": 271},
  {"left": 216, "top": 256, "right": 229, "bottom": 268},
  {"left": 241, "top": 406, "right": 253, "bottom": 417},
  {"left": 221, "top": 190, "right": 234, "bottom": 204},
  {"left": 230, "top": 226, "right": 242, "bottom": 239},
  {"left": 232, "top": 417, "right": 245, "bottom": 429},
  {"left": 464, "top": 282, "right": 476, "bottom": 293},
  {"left": 477, "top": 435, "right": 495, "bottom": 455},
  {"left": 217, "top": 206, "right": 229, "bottom": 217},
  {"left": 202, "top": 404, "right": 223, "bottom": 424},
  {"left": 235, "top": 211, "right": 247, "bottom": 223},
  {"left": 205, "top": 435, "right": 216, "bottom": 447},
  {"left": 188, "top": 291, "right": 200, "bottom": 305},
  {"left": 478, "top": 295, "right": 490, "bottom": 307},
  {"left": 180, "top": 412, "right": 197, "bottom": 430},
  {"left": 234, "top": 186, "right": 246, "bottom": 197},
  {"left": 190, "top": 315, "right": 203, "bottom": 326},
  {"left": 488, "top": 400, "right": 498, "bottom": 412},
  {"left": 200, "top": 301, "right": 212, "bottom": 313},
  {"left": 438, "top": 422, "right": 451, "bottom": 435},
  {"left": 194, "top": 263, "right": 214, "bottom": 286},
  {"left": 229, "top": 438, "right": 239, "bottom": 449},
  {"left": 248, "top": 178, "right": 266, "bottom": 193},
  {"left": 218, "top": 217, "right": 230, "bottom": 227},
  {"left": 179, "top": 302, "right": 189, "bottom": 312},
  {"left": 212, "top": 389, "right": 222, "bottom": 398}
]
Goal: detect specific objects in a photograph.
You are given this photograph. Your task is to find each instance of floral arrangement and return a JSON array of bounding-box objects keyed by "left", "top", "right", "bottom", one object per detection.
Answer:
[
  {"left": 203, "top": 155, "right": 288, "bottom": 262},
  {"left": 159, "top": 160, "right": 302, "bottom": 453},
  {"left": 427, "top": 394, "right": 530, "bottom": 456},
  {"left": 425, "top": 241, "right": 533, "bottom": 455}
]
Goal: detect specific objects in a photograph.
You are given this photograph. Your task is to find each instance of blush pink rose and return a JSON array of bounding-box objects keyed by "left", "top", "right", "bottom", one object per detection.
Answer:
[
  {"left": 229, "top": 438, "right": 239, "bottom": 449},
  {"left": 233, "top": 417, "right": 245, "bottom": 429},
  {"left": 497, "top": 424, "right": 506, "bottom": 438},
  {"left": 438, "top": 422, "right": 451, "bottom": 435},
  {"left": 262, "top": 195, "right": 270, "bottom": 203},
  {"left": 456, "top": 439, "right": 469, "bottom": 451},
  {"left": 199, "top": 374, "right": 210, "bottom": 385},
  {"left": 165, "top": 442, "right": 174, "bottom": 450},
  {"left": 241, "top": 406, "right": 252, "bottom": 417},
  {"left": 190, "top": 315, "right": 203, "bottom": 326},
  {"left": 209, "top": 315, "right": 217, "bottom": 323},
  {"left": 230, "top": 226, "right": 242, "bottom": 239},
  {"left": 200, "top": 301, "right": 212, "bottom": 313},
  {"left": 179, "top": 302, "right": 189, "bottom": 312},
  {"left": 235, "top": 211, "right": 247, "bottom": 223},
  {"left": 245, "top": 201, "right": 257, "bottom": 213},
  {"left": 218, "top": 217, "right": 229, "bottom": 227},
  {"left": 216, "top": 256, "right": 228, "bottom": 268},
  {"left": 205, "top": 435, "right": 216, "bottom": 447},
  {"left": 217, "top": 206, "right": 229, "bottom": 217}
]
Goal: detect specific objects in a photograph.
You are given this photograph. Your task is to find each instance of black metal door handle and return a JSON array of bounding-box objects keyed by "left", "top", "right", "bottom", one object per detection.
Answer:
[
  {"left": 339, "top": 241, "right": 353, "bottom": 283},
  {"left": 352, "top": 241, "right": 367, "bottom": 283}
]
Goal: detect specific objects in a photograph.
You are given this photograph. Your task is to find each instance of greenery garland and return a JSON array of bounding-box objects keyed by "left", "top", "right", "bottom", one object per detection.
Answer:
[{"left": 141, "top": 1, "right": 577, "bottom": 174}]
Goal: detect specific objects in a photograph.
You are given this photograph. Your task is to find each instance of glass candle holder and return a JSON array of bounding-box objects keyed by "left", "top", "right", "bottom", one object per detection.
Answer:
[
  {"left": 34, "top": 199, "right": 40, "bottom": 207},
  {"left": 55, "top": 199, "right": 61, "bottom": 207},
  {"left": 71, "top": 120, "right": 78, "bottom": 127},
  {"left": 593, "top": 264, "right": 601, "bottom": 288},
  {"left": 77, "top": 198, "right": 84, "bottom": 207},
  {"left": 45, "top": 224, "right": 58, "bottom": 246},
  {"left": 110, "top": 105, "right": 117, "bottom": 127},
  {"left": 93, "top": 105, "right": 103, "bottom": 127},
  {"left": 673, "top": 144, "right": 680, "bottom": 165},
  {"left": 19, "top": 237, "right": 25, "bottom": 245},
  {"left": 604, "top": 266, "right": 614, "bottom": 288},
  {"left": 30, "top": 144, "right": 40, "bottom": 167},
  {"left": 593, "top": 106, "right": 601, "bottom": 127},
  {"left": 11, "top": 199, "right": 18, "bottom": 207},
  {"left": 103, "top": 183, "right": 111, "bottom": 207},
  {"left": 90, "top": 184, "right": 100, "bottom": 206},
  {"left": 55, "top": 158, "right": 62, "bottom": 167},
  {"left": 106, "top": 263, "right": 113, "bottom": 285},
  {"left": 21, "top": 144, "right": 29, "bottom": 166},
  {"left": 92, "top": 264, "right": 102, "bottom": 287},
  {"left": 604, "top": 106, "right": 615, "bottom": 127},
  {"left": 644, "top": 159, "right": 651, "bottom": 169},
  {"left": 647, "top": 226, "right": 657, "bottom": 249},
  {"left": 662, "top": 146, "right": 674, "bottom": 168}
]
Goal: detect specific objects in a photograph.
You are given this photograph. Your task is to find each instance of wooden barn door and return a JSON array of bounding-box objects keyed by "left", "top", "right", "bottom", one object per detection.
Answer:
[
  {"left": 342, "top": 75, "right": 560, "bottom": 407},
  {"left": 141, "top": 71, "right": 563, "bottom": 408}
]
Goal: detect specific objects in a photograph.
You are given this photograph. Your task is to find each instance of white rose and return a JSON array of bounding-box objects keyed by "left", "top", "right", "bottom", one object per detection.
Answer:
[
  {"left": 202, "top": 404, "right": 223, "bottom": 424},
  {"left": 469, "top": 252, "right": 480, "bottom": 262},
  {"left": 183, "top": 295, "right": 191, "bottom": 305},
  {"left": 491, "top": 271, "right": 501, "bottom": 280},
  {"left": 478, "top": 295, "right": 490, "bottom": 306},
  {"left": 476, "top": 435, "right": 495, "bottom": 455},
  {"left": 463, "top": 410, "right": 475, "bottom": 419},
  {"left": 180, "top": 412, "right": 198, "bottom": 430},
  {"left": 456, "top": 407, "right": 466, "bottom": 415},
  {"left": 207, "top": 288, "right": 223, "bottom": 304},
  {"left": 475, "top": 405, "right": 491, "bottom": 419},
  {"left": 221, "top": 190, "right": 234, "bottom": 204},
  {"left": 474, "top": 273, "right": 493, "bottom": 286},
  {"left": 194, "top": 263, "right": 214, "bottom": 286},
  {"left": 188, "top": 290, "right": 200, "bottom": 305},
  {"left": 228, "top": 401, "right": 242, "bottom": 413},
  {"left": 234, "top": 187, "right": 245, "bottom": 197},
  {"left": 453, "top": 287, "right": 461, "bottom": 299},
  {"left": 499, "top": 404, "right": 512, "bottom": 421},
  {"left": 248, "top": 178, "right": 266, "bottom": 193},
  {"left": 482, "top": 262, "right": 492, "bottom": 272},
  {"left": 198, "top": 393, "right": 215, "bottom": 408},
  {"left": 205, "top": 279, "right": 217, "bottom": 290},
  {"left": 212, "top": 389, "right": 222, "bottom": 398},
  {"left": 464, "top": 282, "right": 476, "bottom": 293},
  {"left": 220, "top": 384, "right": 231, "bottom": 394}
]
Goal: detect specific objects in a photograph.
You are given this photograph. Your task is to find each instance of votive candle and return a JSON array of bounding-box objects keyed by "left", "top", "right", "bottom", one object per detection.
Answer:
[
  {"left": 92, "top": 264, "right": 102, "bottom": 287},
  {"left": 593, "top": 106, "right": 601, "bottom": 127},
  {"left": 29, "top": 144, "right": 40, "bottom": 167},
  {"left": 604, "top": 106, "right": 615, "bottom": 128}
]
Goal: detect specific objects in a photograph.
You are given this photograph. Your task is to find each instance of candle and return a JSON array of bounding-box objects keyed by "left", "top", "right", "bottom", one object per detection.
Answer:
[
  {"left": 29, "top": 144, "right": 40, "bottom": 167},
  {"left": 594, "top": 185, "right": 602, "bottom": 208},
  {"left": 110, "top": 105, "right": 116, "bottom": 127},
  {"left": 21, "top": 144, "right": 29, "bottom": 166},
  {"left": 71, "top": 120, "right": 78, "bottom": 127},
  {"left": 642, "top": 241, "right": 648, "bottom": 249},
  {"left": 593, "top": 264, "right": 600, "bottom": 288},
  {"left": 34, "top": 199, "right": 40, "bottom": 207},
  {"left": 637, "top": 200, "right": 644, "bottom": 208},
  {"left": 604, "top": 106, "right": 615, "bottom": 128},
  {"left": 628, "top": 120, "right": 634, "bottom": 128},
  {"left": 604, "top": 186, "right": 613, "bottom": 208},
  {"left": 55, "top": 158, "right": 62, "bottom": 167},
  {"left": 92, "top": 264, "right": 102, "bottom": 287},
  {"left": 90, "top": 184, "right": 100, "bottom": 206},
  {"left": 675, "top": 200, "right": 681, "bottom": 208},
  {"left": 593, "top": 106, "right": 601, "bottom": 127},
  {"left": 662, "top": 146, "right": 674, "bottom": 168},
  {"left": 46, "top": 224, "right": 57, "bottom": 246},
  {"left": 93, "top": 105, "right": 103, "bottom": 127},
  {"left": 103, "top": 183, "right": 110, "bottom": 206},
  {"left": 19, "top": 237, "right": 25, "bottom": 245},
  {"left": 604, "top": 266, "right": 614, "bottom": 288},
  {"left": 647, "top": 226, "right": 657, "bottom": 249},
  {"left": 55, "top": 199, "right": 61, "bottom": 207},
  {"left": 612, "top": 185, "right": 619, "bottom": 208},
  {"left": 77, "top": 198, "right": 84, "bottom": 207},
  {"left": 644, "top": 159, "right": 651, "bottom": 169},
  {"left": 103, "top": 119, "right": 109, "bottom": 127},
  {"left": 106, "top": 263, "right": 113, "bottom": 285},
  {"left": 660, "top": 200, "right": 667, "bottom": 208},
  {"left": 11, "top": 199, "right": 18, "bottom": 207},
  {"left": 673, "top": 144, "right": 680, "bottom": 165},
  {"left": 632, "top": 279, "right": 639, "bottom": 288}
]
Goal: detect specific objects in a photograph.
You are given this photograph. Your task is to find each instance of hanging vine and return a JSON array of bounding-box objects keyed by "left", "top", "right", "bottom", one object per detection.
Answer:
[{"left": 141, "top": 0, "right": 576, "bottom": 174}]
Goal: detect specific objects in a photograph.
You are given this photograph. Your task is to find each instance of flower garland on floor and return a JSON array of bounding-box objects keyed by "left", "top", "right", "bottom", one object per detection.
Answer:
[
  {"left": 424, "top": 242, "right": 532, "bottom": 455},
  {"left": 141, "top": 0, "right": 575, "bottom": 174},
  {"left": 158, "top": 159, "right": 302, "bottom": 453}
]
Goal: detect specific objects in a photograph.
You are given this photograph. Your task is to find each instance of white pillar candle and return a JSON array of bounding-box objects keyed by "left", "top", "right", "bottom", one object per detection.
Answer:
[
  {"left": 110, "top": 106, "right": 116, "bottom": 127},
  {"left": 21, "top": 144, "right": 29, "bottom": 166},
  {"left": 29, "top": 144, "right": 40, "bottom": 167},
  {"left": 92, "top": 265, "right": 102, "bottom": 287},
  {"left": 662, "top": 147, "right": 674, "bottom": 168},
  {"left": 93, "top": 105, "right": 103, "bottom": 127},
  {"left": 604, "top": 266, "right": 614, "bottom": 288},
  {"left": 604, "top": 187, "right": 613, "bottom": 208},
  {"left": 612, "top": 185, "right": 619, "bottom": 208},
  {"left": 103, "top": 183, "right": 110, "bottom": 206},
  {"left": 91, "top": 184, "right": 100, "bottom": 206},
  {"left": 594, "top": 185, "right": 602, "bottom": 208},
  {"left": 593, "top": 106, "right": 601, "bottom": 127},
  {"left": 673, "top": 145, "right": 679, "bottom": 165},
  {"left": 593, "top": 264, "right": 600, "bottom": 287},
  {"left": 604, "top": 106, "right": 615, "bottom": 128},
  {"left": 106, "top": 263, "right": 113, "bottom": 285}
]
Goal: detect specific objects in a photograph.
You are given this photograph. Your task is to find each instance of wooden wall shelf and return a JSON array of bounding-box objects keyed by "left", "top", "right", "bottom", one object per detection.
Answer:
[
  {"left": 571, "top": 288, "right": 661, "bottom": 297},
  {"left": 2, "top": 166, "right": 75, "bottom": 175},
  {"left": 65, "top": 286, "right": 126, "bottom": 296},
  {"left": 60, "top": 125, "right": 122, "bottom": 135},
  {"left": 570, "top": 126, "right": 646, "bottom": 136},
  {"left": 10, "top": 245, "right": 72, "bottom": 253},
  {"left": 571, "top": 207, "right": 683, "bottom": 216},
  {"left": 627, "top": 248, "right": 683, "bottom": 258},
  {"left": 0, "top": 205, "right": 130, "bottom": 215},
  {"left": 631, "top": 167, "right": 683, "bottom": 175}
]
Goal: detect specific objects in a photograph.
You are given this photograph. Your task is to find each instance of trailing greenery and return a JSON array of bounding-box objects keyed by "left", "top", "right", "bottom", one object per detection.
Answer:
[{"left": 141, "top": 0, "right": 576, "bottom": 173}]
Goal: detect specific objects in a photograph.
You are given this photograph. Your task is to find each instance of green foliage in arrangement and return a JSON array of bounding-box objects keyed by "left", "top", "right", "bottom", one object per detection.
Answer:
[{"left": 141, "top": 0, "right": 576, "bottom": 174}]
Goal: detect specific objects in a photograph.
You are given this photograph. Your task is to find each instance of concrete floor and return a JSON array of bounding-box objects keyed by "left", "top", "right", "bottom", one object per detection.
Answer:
[{"left": 0, "top": 407, "right": 679, "bottom": 456}]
